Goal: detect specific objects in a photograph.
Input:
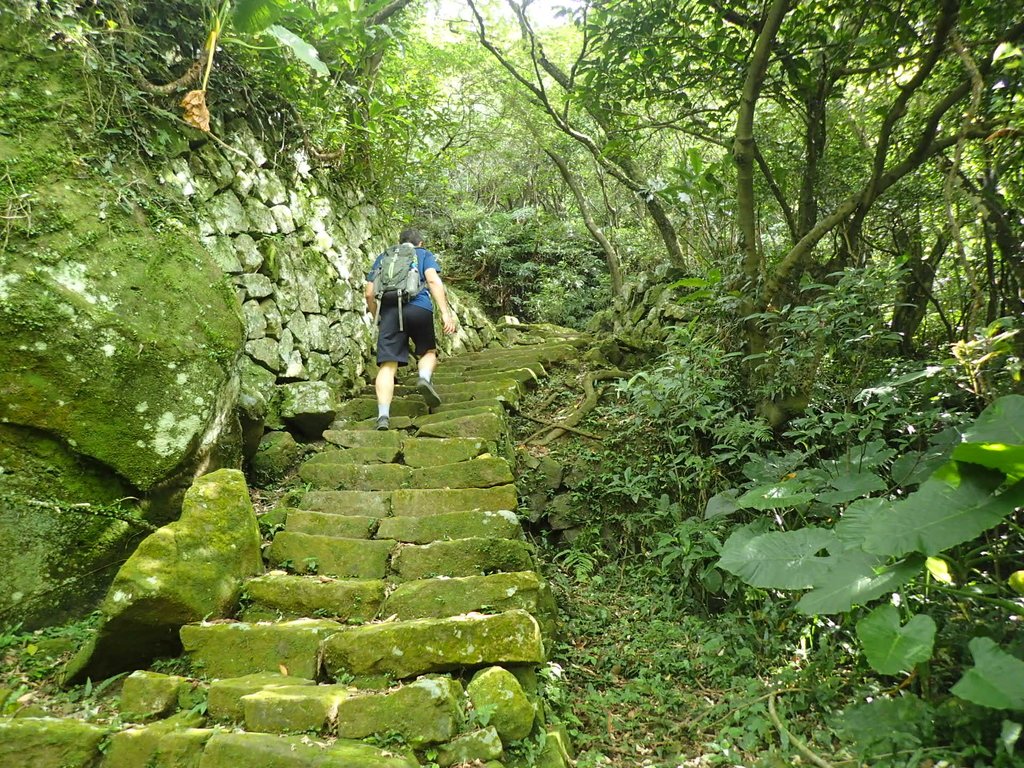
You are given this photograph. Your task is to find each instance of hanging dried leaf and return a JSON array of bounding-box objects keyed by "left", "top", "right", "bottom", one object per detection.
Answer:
[{"left": 180, "top": 89, "right": 210, "bottom": 132}]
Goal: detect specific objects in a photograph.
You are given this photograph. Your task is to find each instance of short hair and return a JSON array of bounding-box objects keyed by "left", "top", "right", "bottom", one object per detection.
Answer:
[{"left": 399, "top": 228, "right": 423, "bottom": 245}]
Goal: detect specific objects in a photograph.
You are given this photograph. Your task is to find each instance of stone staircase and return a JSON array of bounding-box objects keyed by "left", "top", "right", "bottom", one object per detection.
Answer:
[{"left": 1, "top": 332, "right": 584, "bottom": 767}]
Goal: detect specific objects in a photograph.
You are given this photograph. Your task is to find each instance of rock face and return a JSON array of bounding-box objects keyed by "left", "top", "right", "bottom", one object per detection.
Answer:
[{"left": 63, "top": 469, "right": 262, "bottom": 683}]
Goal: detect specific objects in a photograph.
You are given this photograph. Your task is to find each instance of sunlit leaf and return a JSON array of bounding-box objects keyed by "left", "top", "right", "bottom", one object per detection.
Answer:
[
  {"left": 951, "top": 395, "right": 1024, "bottom": 479},
  {"left": 266, "top": 25, "right": 329, "bottom": 77},
  {"left": 925, "top": 556, "right": 953, "bottom": 584},
  {"left": 952, "top": 637, "right": 1024, "bottom": 710},
  {"left": 856, "top": 604, "right": 935, "bottom": 675},
  {"left": 815, "top": 469, "right": 886, "bottom": 506},
  {"left": 736, "top": 480, "right": 815, "bottom": 510},
  {"left": 862, "top": 463, "right": 1023, "bottom": 557},
  {"left": 232, "top": 0, "right": 286, "bottom": 33}
]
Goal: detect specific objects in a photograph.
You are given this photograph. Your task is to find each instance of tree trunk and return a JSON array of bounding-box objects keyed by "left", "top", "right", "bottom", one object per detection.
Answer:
[
  {"left": 545, "top": 149, "right": 625, "bottom": 296},
  {"left": 890, "top": 230, "right": 949, "bottom": 355}
]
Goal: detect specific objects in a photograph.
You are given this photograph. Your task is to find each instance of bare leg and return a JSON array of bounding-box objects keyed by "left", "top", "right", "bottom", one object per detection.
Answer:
[
  {"left": 417, "top": 349, "right": 438, "bottom": 380},
  {"left": 375, "top": 361, "right": 399, "bottom": 409}
]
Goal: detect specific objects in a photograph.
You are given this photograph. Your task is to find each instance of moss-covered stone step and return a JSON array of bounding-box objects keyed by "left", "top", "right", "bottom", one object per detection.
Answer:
[
  {"left": 323, "top": 429, "right": 403, "bottom": 449},
  {"left": 240, "top": 572, "right": 385, "bottom": 623},
  {"left": 297, "top": 490, "right": 391, "bottom": 517},
  {"left": 284, "top": 510, "right": 376, "bottom": 539},
  {"left": 299, "top": 461, "right": 411, "bottom": 491},
  {"left": 266, "top": 532, "right": 394, "bottom": 578},
  {"left": 241, "top": 683, "right": 351, "bottom": 734},
  {"left": 416, "top": 412, "right": 505, "bottom": 441},
  {"left": 433, "top": 365, "right": 542, "bottom": 387},
  {"left": 382, "top": 571, "right": 553, "bottom": 624},
  {"left": 415, "top": 404, "right": 506, "bottom": 426},
  {"left": 331, "top": 415, "right": 415, "bottom": 432},
  {"left": 390, "top": 486, "right": 517, "bottom": 517},
  {"left": 208, "top": 672, "right": 316, "bottom": 721},
  {"left": 337, "top": 398, "right": 427, "bottom": 421},
  {"left": 0, "top": 717, "right": 108, "bottom": 767},
  {"left": 303, "top": 446, "right": 400, "bottom": 465},
  {"left": 102, "top": 710, "right": 206, "bottom": 767},
  {"left": 198, "top": 731, "right": 417, "bottom": 767},
  {"left": 299, "top": 458, "right": 513, "bottom": 492},
  {"left": 400, "top": 437, "right": 490, "bottom": 468},
  {"left": 391, "top": 537, "right": 535, "bottom": 582},
  {"left": 376, "top": 509, "right": 521, "bottom": 544},
  {"left": 322, "top": 610, "right": 545, "bottom": 680},
  {"left": 180, "top": 618, "right": 341, "bottom": 679},
  {"left": 119, "top": 670, "right": 206, "bottom": 721}
]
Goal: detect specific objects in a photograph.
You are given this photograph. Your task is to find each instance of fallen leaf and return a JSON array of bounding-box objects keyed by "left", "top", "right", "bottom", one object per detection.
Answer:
[
  {"left": 180, "top": 89, "right": 210, "bottom": 132},
  {"left": 279, "top": 664, "right": 289, "bottom": 676}
]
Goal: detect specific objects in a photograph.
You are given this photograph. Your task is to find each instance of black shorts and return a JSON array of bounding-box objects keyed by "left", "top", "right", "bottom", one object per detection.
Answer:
[{"left": 376, "top": 303, "right": 437, "bottom": 366}]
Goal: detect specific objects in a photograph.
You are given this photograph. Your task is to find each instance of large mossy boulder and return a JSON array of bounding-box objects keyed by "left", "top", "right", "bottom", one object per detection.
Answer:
[
  {"left": 63, "top": 470, "right": 261, "bottom": 683},
  {"left": 0, "top": 18, "right": 245, "bottom": 628}
]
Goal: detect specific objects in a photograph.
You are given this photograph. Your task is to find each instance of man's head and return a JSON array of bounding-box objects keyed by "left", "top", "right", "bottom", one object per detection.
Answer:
[{"left": 399, "top": 228, "right": 424, "bottom": 246}]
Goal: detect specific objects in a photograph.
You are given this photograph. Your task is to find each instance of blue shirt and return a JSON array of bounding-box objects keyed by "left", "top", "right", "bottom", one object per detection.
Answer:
[{"left": 366, "top": 246, "right": 440, "bottom": 312}]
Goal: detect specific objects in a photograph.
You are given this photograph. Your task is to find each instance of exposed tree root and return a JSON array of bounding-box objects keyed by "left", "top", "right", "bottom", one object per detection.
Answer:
[
  {"left": 528, "top": 368, "right": 627, "bottom": 445},
  {"left": 134, "top": 58, "right": 203, "bottom": 95},
  {"left": 768, "top": 692, "right": 835, "bottom": 768},
  {"left": 521, "top": 413, "right": 603, "bottom": 441}
]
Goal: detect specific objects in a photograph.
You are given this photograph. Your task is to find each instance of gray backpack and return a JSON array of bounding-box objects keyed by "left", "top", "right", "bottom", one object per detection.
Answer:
[{"left": 372, "top": 242, "right": 422, "bottom": 330}]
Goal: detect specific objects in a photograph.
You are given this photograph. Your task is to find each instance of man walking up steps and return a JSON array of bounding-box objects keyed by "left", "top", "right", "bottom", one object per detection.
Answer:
[{"left": 364, "top": 227, "right": 457, "bottom": 430}]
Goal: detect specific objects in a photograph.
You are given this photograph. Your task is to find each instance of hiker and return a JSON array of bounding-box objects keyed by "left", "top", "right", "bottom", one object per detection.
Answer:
[{"left": 364, "top": 227, "right": 457, "bottom": 430}]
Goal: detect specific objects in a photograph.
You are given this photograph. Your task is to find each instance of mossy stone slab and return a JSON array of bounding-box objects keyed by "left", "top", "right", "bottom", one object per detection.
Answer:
[
  {"left": 391, "top": 486, "right": 517, "bottom": 517},
  {"left": 284, "top": 511, "right": 376, "bottom": 539},
  {"left": 180, "top": 619, "right": 341, "bottom": 679},
  {"left": 120, "top": 671, "right": 193, "bottom": 721},
  {"left": 102, "top": 711, "right": 205, "bottom": 767},
  {"left": 400, "top": 437, "right": 488, "bottom": 468},
  {"left": 382, "top": 571, "right": 550, "bottom": 623},
  {"left": 297, "top": 490, "right": 391, "bottom": 517},
  {"left": 242, "top": 684, "right": 352, "bottom": 734},
  {"left": 335, "top": 677, "right": 462, "bottom": 747},
  {"left": 322, "top": 610, "right": 545, "bottom": 680},
  {"left": 251, "top": 431, "right": 306, "bottom": 487},
  {"left": 303, "top": 446, "right": 400, "bottom": 466},
  {"left": 207, "top": 673, "right": 315, "bottom": 722},
  {"left": 323, "top": 430, "right": 402, "bottom": 449},
  {"left": 331, "top": 415, "right": 415, "bottom": 432},
  {"left": 0, "top": 717, "right": 106, "bottom": 767},
  {"left": 197, "top": 731, "right": 417, "bottom": 768},
  {"left": 416, "top": 413, "right": 505, "bottom": 441},
  {"left": 391, "top": 537, "right": 534, "bottom": 581},
  {"left": 240, "top": 573, "right": 384, "bottom": 623},
  {"left": 377, "top": 510, "right": 521, "bottom": 545},
  {"left": 435, "top": 365, "right": 541, "bottom": 387},
  {"left": 437, "top": 727, "right": 504, "bottom": 767},
  {"left": 416, "top": 404, "right": 506, "bottom": 424},
  {"left": 406, "top": 457, "right": 514, "bottom": 489},
  {"left": 338, "top": 397, "right": 427, "bottom": 421},
  {"left": 266, "top": 532, "right": 394, "bottom": 579},
  {"left": 299, "top": 462, "right": 412, "bottom": 491},
  {"left": 152, "top": 727, "right": 215, "bottom": 767},
  {"left": 467, "top": 667, "right": 535, "bottom": 742}
]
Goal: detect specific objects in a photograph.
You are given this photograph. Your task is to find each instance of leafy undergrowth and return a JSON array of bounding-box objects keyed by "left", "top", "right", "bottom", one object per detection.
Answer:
[{"left": 537, "top": 558, "right": 835, "bottom": 768}]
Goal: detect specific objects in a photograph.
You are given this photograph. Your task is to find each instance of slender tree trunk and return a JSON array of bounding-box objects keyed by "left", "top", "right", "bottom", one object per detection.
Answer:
[
  {"left": 891, "top": 230, "right": 949, "bottom": 355},
  {"left": 545, "top": 149, "right": 625, "bottom": 296}
]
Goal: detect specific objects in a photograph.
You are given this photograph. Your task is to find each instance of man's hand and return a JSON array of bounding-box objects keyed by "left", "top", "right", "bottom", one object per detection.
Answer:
[{"left": 442, "top": 311, "right": 457, "bottom": 335}]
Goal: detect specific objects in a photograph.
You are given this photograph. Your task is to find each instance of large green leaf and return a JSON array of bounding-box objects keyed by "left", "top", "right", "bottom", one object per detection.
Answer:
[
  {"left": 266, "top": 24, "right": 330, "bottom": 77},
  {"left": 835, "top": 498, "right": 890, "bottom": 545},
  {"left": 718, "top": 528, "right": 836, "bottom": 589},
  {"left": 736, "top": 480, "right": 815, "bottom": 510},
  {"left": 862, "top": 463, "right": 1023, "bottom": 557},
  {"left": 815, "top": 469, "right": 887, "bottom": 506},
  {"left": 232, "top": 0, "right": 286, "bottom": 33},
  {"left": 856, "top": 604, "right": 936, "bottom": 675},
  {"left": 951, "top": 637, "right": 1024, "bottom": 710},
  {"left": 952, "top": 395, "right": 1024, "bottom": 479},
  {"left": 796, "top": 552, "right": 921, "bottom": 615}
]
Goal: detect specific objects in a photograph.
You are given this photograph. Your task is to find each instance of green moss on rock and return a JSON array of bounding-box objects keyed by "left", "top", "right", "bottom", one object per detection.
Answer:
[
  {"left": 0, "top": 717, "right": 107, "bottom": 767},
  {"left": 467, "top": 667, "right": 536, "bottom": 743}
]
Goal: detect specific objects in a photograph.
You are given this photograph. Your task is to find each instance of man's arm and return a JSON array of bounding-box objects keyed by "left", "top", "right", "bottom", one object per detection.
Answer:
[
  {"left": 364, "top": 281, "right": 377, "bottom": 319},
  {"left": 424, "top": 268, "right": 456, "bottom": 334}
]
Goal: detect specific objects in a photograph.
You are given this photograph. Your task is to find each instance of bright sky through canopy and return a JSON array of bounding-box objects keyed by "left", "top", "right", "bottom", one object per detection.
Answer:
[{"left": 426, "top": 0, "right": 580, "bottom": 29}]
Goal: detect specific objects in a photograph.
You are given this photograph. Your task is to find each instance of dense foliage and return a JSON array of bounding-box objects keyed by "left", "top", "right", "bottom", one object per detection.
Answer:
[{"left": 4, "top": 0, "right": 1022, "bottom": 765}]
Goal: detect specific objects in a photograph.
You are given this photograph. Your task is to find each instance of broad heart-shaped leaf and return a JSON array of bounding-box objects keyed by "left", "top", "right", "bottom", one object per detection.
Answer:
[
  {"left": 815, "top": 469, "right": 887, "bottom": 506},
  {"left": 856, "top": 604, "right": 936, "bottom": 675},
  {"left": 862, "top": 462, "right": 1024, "bottom": 557},
  {"left": 890, "top": 448, "right": 949, "bottom": 488},
  {"left": 952, "top": 395, "right": 1024, "bottom": 479},
  {"left": 796, "top": 552, "right": 921, "bottom": 616},
  {"left": 835, "top": 497, "right": 890, "bottom": 545},
  {"left": 952, "top": 637, "right": 1024, "bottom": 710},
  {"left": 265, "top": 25, "right": 329, "bottom": 77},
  {"left": 736, "top": 480, "right": 815, "bottom": 510},
  {"left": 704, "top": 489, "right": 740, "bottom": 520},
  {"left": 718, "top": 527, "right": 836, "bottom": 589}
]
